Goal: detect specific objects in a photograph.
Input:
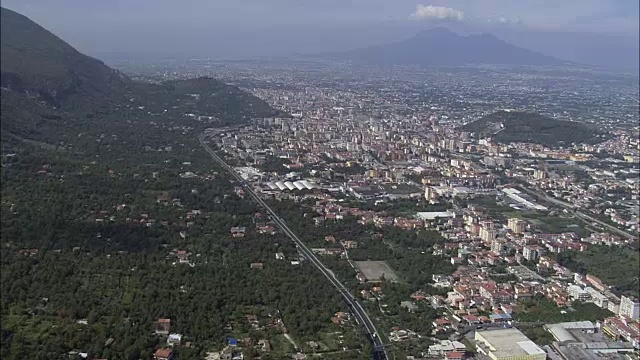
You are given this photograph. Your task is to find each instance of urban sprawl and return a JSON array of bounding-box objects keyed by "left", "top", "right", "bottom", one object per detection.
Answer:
[{"left": 124, "top": 60, "right": 640, "bottom": 360}]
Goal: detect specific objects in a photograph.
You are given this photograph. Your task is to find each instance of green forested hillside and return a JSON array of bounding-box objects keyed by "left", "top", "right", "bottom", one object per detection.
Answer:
[
  {"left": 460, "top": 110, "right": 609, "bottom": 146},
  {"left": 0, "top": 7, "right": 128, "bottom": 109},
  {"left": 556, "top": 245, "right": 640, "bottom": 297},
  {"left": 1, "top": 145, "right": 360, "bottom": 359},
  {"left": 1, "top": 6, "right": 281, "bottom": 136},
  {"left": 0, "top": 6, "right": 353, "bottom": 360}
]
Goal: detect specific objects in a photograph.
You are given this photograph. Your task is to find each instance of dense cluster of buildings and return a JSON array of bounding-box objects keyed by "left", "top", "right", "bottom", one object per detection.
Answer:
[
  {"left": 194, "top": 60, "right": 640, "bottom": 359},
  {"left": 131, "top": 59, "right": 640, "bottom": 359}
]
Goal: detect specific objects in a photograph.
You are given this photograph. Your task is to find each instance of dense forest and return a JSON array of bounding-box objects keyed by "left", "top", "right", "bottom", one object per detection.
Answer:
[
  {"left": 1, "top": 131, "right": 371, "bottom": 359},
  {"left": 0, "top": 6, "right": 365, "bottom": 360}
]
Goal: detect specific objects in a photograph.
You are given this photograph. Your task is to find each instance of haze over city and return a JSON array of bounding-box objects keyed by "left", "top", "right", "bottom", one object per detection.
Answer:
[
  {"left": 3, "top": 0, "right": 640, "bottom": 70},
  {"left": 1, "top": 2, "right": 639, "bottom": 360}
]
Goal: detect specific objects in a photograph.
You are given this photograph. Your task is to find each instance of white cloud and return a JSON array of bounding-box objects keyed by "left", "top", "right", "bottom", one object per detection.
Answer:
[
  {"left": 410, "top": 4, "right": 464, "bottom": 21},
  {"left": 489, "top": 16, "right": 522, "bottom": 25}
]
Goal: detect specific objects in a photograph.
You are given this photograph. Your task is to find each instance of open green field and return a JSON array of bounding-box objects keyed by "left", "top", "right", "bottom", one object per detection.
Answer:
[
  {"left": 576, "top": 246, "right": 640, "bottom": 297},
  {"left": 354, "top": 261, "right": 400, "bottom": 282},
  {"left": 514, "top": 295, "right": 614, "bottom": 323},
  {"left": 556, "top": 245, "right": 640, "bottom": 297},
  {"left": 270, "top": 334, "right": 296, "bottom": 354}
]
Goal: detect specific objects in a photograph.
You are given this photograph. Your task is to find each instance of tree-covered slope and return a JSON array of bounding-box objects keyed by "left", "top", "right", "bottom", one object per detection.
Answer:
[
  {"left": 0, "top": 7, "right": 129, "bottom": 109},
  {"left": 0, "top": 6, "right": 281, "bottom": 141},
  {"left": 0, "top": 8, "right": 353, "bottom": 360},
  {"left": 460, "top": 110, "right": 609, "bottom": 146}
]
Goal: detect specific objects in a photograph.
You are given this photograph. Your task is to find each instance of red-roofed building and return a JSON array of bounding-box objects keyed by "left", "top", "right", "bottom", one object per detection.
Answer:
[
  {"left": 445, "top": 351, "right": 466, "bottom": 360},
  {"left": 586, "top": 274, "right": 607, "bottom": 292},
  {"left": 411, "top": 292, "right": 427, "bottom": 301},
  {"left": 155, "top": 318, "right": 171, "bottom": 335},
  {"left": 463, "top": 314, "right": 480, "bottom": 324},
  {"left": 603, "top": 317, "right": 640, "bottom": 348},
  {"left": 154, "top": 348, "right": 174, "bottom": 360}
]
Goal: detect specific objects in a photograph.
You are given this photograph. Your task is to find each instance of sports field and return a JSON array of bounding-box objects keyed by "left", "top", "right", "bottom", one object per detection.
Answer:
[{"left": 354, "top": 260, "right": 399, "bottom": 282}]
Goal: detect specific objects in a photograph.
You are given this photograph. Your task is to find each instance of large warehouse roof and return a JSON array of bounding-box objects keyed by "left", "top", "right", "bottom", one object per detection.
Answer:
[
  {"left": 292, "top": 181, "right": 306, "bottom": 190},
  {"left": 266, "top": 182, "right": 278, "bottom": 190},
  {"left": 263, "top": 179, "right": 318, "bottom": 192},
  {"left": 475, "top": 329, "right": 546, "bottom": 360},
  {"left": 300, "top": 180, "right": 315, "bottom": 189}
]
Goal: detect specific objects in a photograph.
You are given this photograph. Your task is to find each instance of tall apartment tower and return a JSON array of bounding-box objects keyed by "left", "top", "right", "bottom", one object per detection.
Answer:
[
  {"left": 424, "top": 186, "right": 439, "bottom": 202},
  {"left": 508, "top": 218, "right": 527, "bottom": 234},
  {"left": 491, "top": 239, "right": 504, "bottom": 255},
  {"left": 619, "top": 295, "right": 640, "bottom": 319}
]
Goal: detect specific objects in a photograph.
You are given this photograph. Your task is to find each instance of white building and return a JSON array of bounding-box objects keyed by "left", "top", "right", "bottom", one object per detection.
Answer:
[
  {"left": 522, "top": 245, "right": 543, "bottom": 261},
  {"left": 491, "top": 239, "right": 504, "bottom": 255},
  {"left": 567, "top": 285, "right": 591, "bottom": 302},
  {"left": 508, "top": 218, "right": 527, "bottom": 234},
  {"left": 424, "top": 186, "right": 439, "bottom": 202},
  {"left": 475, "top": 329, "right": 546, "bottom": 360},
  {"left": 428, "top": 340, "right": 466, "bottom": 356},
  {"left": 619, "top": 295, "right": 640, "bottom": 319},
  {"left": 167, "top": 333, "right": 182, "bottom": 346},
  {"left": 586, "top": 287, "right": 609, "bottom": 309},
  {"left": 480, "top": 222, "right": 496, "bottom": 242}
]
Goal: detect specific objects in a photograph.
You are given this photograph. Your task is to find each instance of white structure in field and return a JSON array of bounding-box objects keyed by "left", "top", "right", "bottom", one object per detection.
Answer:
[{"left": 475, "top": 329, "right": 546, "bottom": 360}]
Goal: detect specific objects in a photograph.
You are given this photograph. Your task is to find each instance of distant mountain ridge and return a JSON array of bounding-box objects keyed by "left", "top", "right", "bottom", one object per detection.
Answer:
[
  {"left": 0, "top": 6, "right": 282, "bottom": 146},
  {"left": 460, "top": 111, "right": 609, "bottom": 146},
  {"left": 0, "top": 7, "right": 129, "bottom": 108},
  {"left": 319, "top": 27, "right": 570, "bottom": 67}
]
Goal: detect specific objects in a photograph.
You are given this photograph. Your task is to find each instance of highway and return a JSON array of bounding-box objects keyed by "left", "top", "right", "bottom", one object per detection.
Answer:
[
  {"left": 199, "top": 135, "right": 389, "bottom": 360},
  {"left": 516, "top": 185, "right": 638, "bottom": 240}
]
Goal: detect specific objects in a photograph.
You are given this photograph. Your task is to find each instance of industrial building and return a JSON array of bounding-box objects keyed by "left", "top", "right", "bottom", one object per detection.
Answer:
[
  {"left": 545, "top": 321, "right": 596, "bottom": 343},
  {"left": 263, "top": 179, "right": 317, "bottom": 192},
  {"left": 501, "top": 188, "right": 548, "bottom": 211},
  {"left": 474, "top": 328, "right": 546, "bottom": 360},
  {"left": 545, "top": 321, "right": 635, "bottom": 359}
]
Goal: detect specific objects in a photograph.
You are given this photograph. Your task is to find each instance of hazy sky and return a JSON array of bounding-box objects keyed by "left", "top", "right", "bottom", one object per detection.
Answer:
[
  {"left": 3, "top": 0, "right": 639, "bottom": 69},
  {"left": 5, "top": 0, "right": 638, "bottom": 32}
]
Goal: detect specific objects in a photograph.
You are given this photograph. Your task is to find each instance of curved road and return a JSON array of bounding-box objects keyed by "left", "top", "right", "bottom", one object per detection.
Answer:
[{"left": 199, "top": 135, "right": 389, "bottom": 360}]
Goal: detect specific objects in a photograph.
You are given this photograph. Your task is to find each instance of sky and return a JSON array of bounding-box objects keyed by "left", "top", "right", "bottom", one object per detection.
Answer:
[
  {"left": 4, "top": 0, "right": 639, "bottom": 33},
  {"left": 3, "top": 0, "right": 639, "bottom": 70}
]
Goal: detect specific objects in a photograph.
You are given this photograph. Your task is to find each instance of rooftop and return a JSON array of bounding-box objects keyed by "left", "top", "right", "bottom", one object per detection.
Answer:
[
  {"left": 476, "top": 328, "right": 545, "bottom": 358},
  {"left": 415, "top": 211, "right": 454, "bottom": 220}
]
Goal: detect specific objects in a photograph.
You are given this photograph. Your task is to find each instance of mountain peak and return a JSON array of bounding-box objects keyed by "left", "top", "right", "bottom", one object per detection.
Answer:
[
  {"left": 323, "top": 28, "right": 569, "bottom": 67},
  {"left": 469, "top": 32, "right": 503, "bottom": 42},
  {"left": 1, "top": 6, "right": 130, "bottom": 109},
  {"left": 413, "top": 27, "right": 458, "bottom": 39},
  {"left": 1, "top": 6, "right": 282, "bottom": 142}
]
